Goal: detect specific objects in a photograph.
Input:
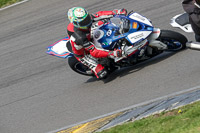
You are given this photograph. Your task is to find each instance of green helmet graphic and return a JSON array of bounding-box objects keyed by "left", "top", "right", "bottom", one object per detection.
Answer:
[{"left": 68, "top": 7, "right": 92, "bottom": 29}]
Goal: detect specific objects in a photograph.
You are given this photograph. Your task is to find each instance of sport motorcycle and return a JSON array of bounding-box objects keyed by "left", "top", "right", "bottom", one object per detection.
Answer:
[{"left": 46, "top": 11, "right": 188, "bottom": 78}]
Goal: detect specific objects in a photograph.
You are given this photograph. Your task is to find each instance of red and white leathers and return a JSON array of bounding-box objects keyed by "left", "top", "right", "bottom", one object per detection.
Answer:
[{"left": 67, "top": 9, "right": 127, "bottom": 79}]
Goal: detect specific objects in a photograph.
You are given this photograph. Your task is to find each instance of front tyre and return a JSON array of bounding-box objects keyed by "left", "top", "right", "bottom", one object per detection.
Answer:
[
  {"left": 158, "top": 30, "right": 188, "bottom": 51},
  {"left": 68, "top": 56, "right": 94, "bottom": 76}
]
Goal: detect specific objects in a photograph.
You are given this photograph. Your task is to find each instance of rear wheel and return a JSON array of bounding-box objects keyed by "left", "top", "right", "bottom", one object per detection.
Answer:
[
  {"left": 68, "top": 56, "right": 94, "bottom": 76},
  {"left": 157, "top": 30, "right": 187, "bottom": 51}
]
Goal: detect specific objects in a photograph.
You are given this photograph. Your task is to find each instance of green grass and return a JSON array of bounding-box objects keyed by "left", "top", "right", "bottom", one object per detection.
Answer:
[
  {"left": 100, "top": 101, "right": 200, "bottom": 133},
  {"left": 0, "top": 0, "right": 22, "bottom": 8}
]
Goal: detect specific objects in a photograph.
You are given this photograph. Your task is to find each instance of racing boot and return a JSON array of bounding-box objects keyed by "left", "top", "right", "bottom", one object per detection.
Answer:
[{"left": 96, "top": 67, "right": 108, "bottom": 79}]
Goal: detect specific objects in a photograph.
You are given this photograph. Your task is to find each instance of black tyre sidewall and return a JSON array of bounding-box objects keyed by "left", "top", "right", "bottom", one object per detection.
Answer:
[
  {"left": 158, "top": 30, "right": 188, "bottom": 50},
  {"left": 68, "top": 56, "right": 94, "bottom": 76}
]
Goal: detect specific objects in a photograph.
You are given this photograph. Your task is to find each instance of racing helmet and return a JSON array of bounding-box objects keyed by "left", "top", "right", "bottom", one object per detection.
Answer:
[{"left": 68, "top": 7, "right": 92, "bottom": 29}]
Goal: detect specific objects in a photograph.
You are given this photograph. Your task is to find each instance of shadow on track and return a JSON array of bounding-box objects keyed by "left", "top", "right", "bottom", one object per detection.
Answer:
[{"left": 86, "top": 50, "right": 186, "bottom": 83}]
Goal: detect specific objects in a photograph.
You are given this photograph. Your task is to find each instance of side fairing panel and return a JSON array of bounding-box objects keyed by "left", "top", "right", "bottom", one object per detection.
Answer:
[
  {"left": 129, "top": 13, "right": 153, "bottom": 26},
  {"left": 127, "top": 31, "right": 152, "bottom": 44}
]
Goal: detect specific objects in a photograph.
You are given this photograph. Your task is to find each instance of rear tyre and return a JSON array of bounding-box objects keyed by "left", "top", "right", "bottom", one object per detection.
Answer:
[
  {"left": 158, "top": 30, "right": 188, "bottom": 51},
  {"left": 68, "top": 56, "right": 94, "bottom": 76}
]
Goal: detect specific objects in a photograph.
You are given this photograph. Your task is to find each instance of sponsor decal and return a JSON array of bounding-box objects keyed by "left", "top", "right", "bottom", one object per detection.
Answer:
[
  {"left": 106, "top": 29, "right": 112, "bottom": 36},
  {"left": 131, "top": 33, "right": 144, "bottom": 40},
  {"left": 129, "top": 13, "right": 152, "bottom": 26},
  {"left": 128, "top": 31, "right": 152, "bottom": 44}
]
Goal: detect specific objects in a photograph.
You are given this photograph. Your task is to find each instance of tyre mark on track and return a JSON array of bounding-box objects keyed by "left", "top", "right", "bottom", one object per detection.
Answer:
[
  {"left": 0, "top": 60, "right": 66, "bottom": 90},
  {"left": 0, "top": 14, "right": 65, "bottom": 43},
  {"left": 0, "top": 91, "right": 45, "bottom": 108}
]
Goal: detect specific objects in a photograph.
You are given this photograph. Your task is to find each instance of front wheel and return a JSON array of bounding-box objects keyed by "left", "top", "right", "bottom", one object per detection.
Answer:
[
  {"left": 68, "top": 56, "right": 94, "bottom": 76},
  {"left": 157, "top": 30, "right": 188, "bottom": 51}
]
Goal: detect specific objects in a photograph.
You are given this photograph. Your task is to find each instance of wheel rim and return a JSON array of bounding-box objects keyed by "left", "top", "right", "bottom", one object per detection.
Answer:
[{"left": 162, "top": 38, "right": 183, "bottom": 51}]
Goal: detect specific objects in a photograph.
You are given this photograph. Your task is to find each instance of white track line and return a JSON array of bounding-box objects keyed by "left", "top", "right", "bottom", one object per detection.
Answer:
[
  {"left": 49, "top": 85, "right": 200, "bottom": 133},
  {"left": 0, "top": 0, "right": 29, "bottom": 11}
]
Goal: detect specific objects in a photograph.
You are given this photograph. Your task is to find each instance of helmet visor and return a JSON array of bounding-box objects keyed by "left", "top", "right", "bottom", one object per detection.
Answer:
[{"left": 74, "top": 14, "right": 92, "bottom": 29}]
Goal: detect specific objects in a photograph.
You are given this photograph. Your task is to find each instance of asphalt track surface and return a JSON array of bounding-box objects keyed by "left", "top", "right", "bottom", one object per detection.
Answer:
[{"left": 0, "top": 0, "right": 200, "bottom": 133}]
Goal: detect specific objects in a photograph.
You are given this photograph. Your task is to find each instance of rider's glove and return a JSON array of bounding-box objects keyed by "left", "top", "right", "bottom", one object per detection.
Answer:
[
  {"left": 113, "top": 8, "right": 127, "bottom": 16},
  {"left": 108, "top": 49, "right": 122, "bottom": 58}
]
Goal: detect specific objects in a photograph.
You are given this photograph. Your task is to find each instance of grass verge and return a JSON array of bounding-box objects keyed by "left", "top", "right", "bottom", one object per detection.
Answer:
[
  {"left": 100, "top": 101, "right": 200, "bottom": 133},
  {"left": 0, "top": 0, "right": 23, "bottom": 8}
]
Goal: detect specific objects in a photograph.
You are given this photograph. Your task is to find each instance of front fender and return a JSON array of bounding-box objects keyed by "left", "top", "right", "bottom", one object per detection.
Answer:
[
  {"left": 147, "top": 28, "right": 161, "bottom": 42},
  {"left": 148, "top": 28, "right": 167, "bottom": 50}
]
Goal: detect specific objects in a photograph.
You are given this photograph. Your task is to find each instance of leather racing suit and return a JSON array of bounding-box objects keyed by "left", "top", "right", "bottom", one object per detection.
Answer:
[{"left": 67, "top": 9, "right": 127, "bottom": 79}]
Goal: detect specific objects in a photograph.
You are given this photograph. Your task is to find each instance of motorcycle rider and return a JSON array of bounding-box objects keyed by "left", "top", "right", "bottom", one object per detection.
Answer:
[
  {"left": 182, "top": 0, "right": 200, "bottom": 42},
  {"left": 67, "top": 7, "right": 127, "bottom": 79}
]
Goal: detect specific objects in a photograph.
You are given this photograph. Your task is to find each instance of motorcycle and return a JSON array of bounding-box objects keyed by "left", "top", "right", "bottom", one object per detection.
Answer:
[
  {"left": 46, "top": 11, "right": 187, "bottom": 78},
  {"left": 170, "top": 12, "right": 200, "bottom": 50}
]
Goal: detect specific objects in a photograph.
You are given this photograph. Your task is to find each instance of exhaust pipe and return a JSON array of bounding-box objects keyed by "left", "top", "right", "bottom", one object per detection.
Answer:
[{"left": 186, "top": 42, "right": 200, "bottom": 51}]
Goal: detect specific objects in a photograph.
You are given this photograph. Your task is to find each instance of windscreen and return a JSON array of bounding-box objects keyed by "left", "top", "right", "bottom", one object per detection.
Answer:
[{"left": 110, "top": 17, "right": 130, "bottom": 34}]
